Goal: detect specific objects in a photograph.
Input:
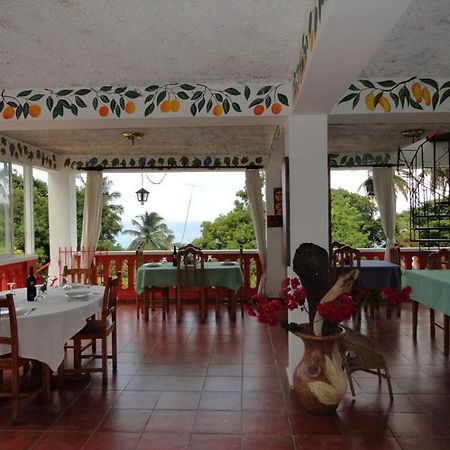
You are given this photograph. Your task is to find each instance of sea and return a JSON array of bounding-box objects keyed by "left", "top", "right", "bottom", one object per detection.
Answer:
[{"left": 116, "top": 221, "right": 203, "bottom": 249}]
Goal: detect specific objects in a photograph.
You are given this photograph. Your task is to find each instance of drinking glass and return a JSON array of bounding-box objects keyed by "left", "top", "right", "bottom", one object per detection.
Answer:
[{"left": 7, "top": 282, "right": 16, "bottom": 294}]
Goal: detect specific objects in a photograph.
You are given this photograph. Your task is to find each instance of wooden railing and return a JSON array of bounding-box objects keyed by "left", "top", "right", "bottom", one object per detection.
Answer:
[
  {"left": 358, "top": 247, "right": 449, "bottom": 270},
  {"left": 59, "top": 249, "right": 262, "bottom": 302}
]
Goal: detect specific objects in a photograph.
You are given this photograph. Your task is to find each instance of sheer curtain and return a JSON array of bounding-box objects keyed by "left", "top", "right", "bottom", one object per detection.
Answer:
[
  {"left": 373, "top": 167, "right": 396, "bottom": 261},
  {"left": 81, "top": 171, "right": 103, "bottom": 268},
  {"left": 245, "top": 170, "right": 267, "bottom": 294}
]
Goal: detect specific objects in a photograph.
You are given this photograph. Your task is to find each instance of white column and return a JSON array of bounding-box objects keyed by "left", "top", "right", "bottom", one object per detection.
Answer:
[
  {"left": 47, "top": 169, "right": 78, "bottom": 279},
  {"left": 23, "top": 166, "right": 35, "bottom": 254},
  {"left": 265, "top": 131, "right": 286, "bottom": 297},
  {"left": 286, "top": 115, "right": 329, "bottom": 384}
]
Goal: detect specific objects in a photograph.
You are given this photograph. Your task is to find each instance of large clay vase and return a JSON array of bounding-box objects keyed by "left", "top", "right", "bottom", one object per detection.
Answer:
[{"left": 293, "top": 324, "right": 346, "bottom": 415}]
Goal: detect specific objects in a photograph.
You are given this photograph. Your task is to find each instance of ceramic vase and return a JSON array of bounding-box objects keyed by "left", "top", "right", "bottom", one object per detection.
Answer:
[{"left": 293, "top": 324, "right": 346, "bottom": 415}]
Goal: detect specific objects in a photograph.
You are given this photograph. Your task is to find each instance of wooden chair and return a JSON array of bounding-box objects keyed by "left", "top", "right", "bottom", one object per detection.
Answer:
[
  {"left": 69, "top": 275, "right": 120, "bottom": 384},
  {"left": 62, "top": 263, "right": 96, "bottom": 285},
  {"left": 339, "top": 326, "right": 394, "bottom": 401},
  {"left": 389, "top": 244, "right": 402, "bottom": 266},
  {"left": 176, "top": 244, "right": 206, "bottom": 323},
  {"left": 427, "top": 250, "right": 450, "bottom": 343},
  {"left": 0, "top": 294, "right": 50, "bottom": 424},
  {"left": 331, "top": 245, "right": 361, "bottom": 282},
  {"left": 330, "top": 240, "right": 345, "bottom": 253}
]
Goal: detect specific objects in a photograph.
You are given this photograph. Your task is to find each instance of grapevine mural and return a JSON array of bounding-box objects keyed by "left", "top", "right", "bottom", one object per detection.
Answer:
[
  {"left": 338, "top": 77, "right": 450, "bottom": 113},
  {"left": 0, "top": 82, "right": 290, "bottom": 121},
  {"left": 63, "top": 155, "right": 265, "bottom": 171},
  {"left": 0, "top": 136, "right": 57, "bottom": 169},
  {"left": 328, "top": 152, "right": 393, "bottom": 168},
  {"left": 292, "top": 0, "right": 329, "bottom": 105}
]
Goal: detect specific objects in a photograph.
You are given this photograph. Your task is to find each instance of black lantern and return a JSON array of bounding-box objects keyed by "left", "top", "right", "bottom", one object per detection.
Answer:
[
  {"left": 136, "top": 187, "right": 149, "bottom": 205},
  {"left": 363, "top": 177, "right": 375, "bottom": 198},
  {"left": 136, "top": 173, "right": 149, "bottom": 205}
]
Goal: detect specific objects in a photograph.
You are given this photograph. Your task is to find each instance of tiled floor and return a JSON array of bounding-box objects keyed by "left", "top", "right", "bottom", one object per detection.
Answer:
[{"left": 2, "top": 302, "right": 450, "bottom": 449}]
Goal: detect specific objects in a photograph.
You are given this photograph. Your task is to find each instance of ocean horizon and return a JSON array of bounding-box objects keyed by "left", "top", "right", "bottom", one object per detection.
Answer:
[{"left": 116, "top": 220, "right": 203, "bottom": 249}]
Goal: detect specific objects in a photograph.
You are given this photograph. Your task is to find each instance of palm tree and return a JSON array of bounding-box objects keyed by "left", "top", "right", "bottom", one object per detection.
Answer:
[{"left": 124, "top": 212, "right": 174, "bottom": 250}]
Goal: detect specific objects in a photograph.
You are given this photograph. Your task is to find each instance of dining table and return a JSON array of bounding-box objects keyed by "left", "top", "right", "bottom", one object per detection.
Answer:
[
  {"left": 338, "top": 260, "right": 402, "bottom": 291},
  {"left": 402, "top": 269, "right": 450, "bottom": 354},
  {"left": 0, "top": 285, "right": 104, "bottom": 371},
  {"left": 136, "top": 261, "right": 245, "bottom": 321}
]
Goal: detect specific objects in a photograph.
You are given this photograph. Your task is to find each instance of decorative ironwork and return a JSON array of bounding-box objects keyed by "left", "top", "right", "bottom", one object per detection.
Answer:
[{"left": 398, "top": 132, "right": 450, "bottom": 248}]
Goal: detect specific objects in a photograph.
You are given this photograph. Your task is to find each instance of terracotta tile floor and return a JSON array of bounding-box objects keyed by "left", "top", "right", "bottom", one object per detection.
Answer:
[{"left": 2, "top": 302, "right": 450, "bottom": 449}]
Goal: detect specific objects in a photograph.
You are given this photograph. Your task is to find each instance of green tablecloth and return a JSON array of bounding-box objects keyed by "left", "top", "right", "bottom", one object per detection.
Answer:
[
  {"left": 402, "top": 270, "right": 450, "bottom": 315},
  {"left": 135, "top": 261, "right": 244, "bottom": 295}
]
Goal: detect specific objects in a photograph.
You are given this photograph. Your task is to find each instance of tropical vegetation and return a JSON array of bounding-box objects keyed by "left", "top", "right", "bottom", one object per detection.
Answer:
[{"left": 124, "top": 211, "right": 174, "bottom": 250}]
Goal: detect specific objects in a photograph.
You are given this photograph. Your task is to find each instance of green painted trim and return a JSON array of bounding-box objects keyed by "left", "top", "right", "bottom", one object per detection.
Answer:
[
  {"left": 0, "top": 135, "right": 57, "bottom": 169},
  {"left": 328, "top": 152, "right": 393, "bottom": 168},
  {"left": 64, "top": 155, "right": 265, "bottom": 170}
]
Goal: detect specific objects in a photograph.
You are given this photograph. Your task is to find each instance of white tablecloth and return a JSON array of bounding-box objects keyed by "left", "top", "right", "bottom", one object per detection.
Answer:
[{"left": 0, "top": 286, "right": 104, "bottom": 371}]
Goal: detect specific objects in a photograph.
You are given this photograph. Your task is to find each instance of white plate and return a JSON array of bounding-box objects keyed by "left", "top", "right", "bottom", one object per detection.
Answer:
[
  {"left": 64, "top": 290, "right": 93, "bottom": 300},
  {"left": 221, "top": 261, "right": 237, "bottom": 266},
  {"left": 0, "top": 305, "right": 24, "bottom": 316},
  {"left": 145, "top": 262, "right": 161, "bottom": 267}
]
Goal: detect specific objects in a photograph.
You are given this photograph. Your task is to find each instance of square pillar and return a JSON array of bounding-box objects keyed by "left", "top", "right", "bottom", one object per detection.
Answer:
[
  {"left": 23, "top": 166, "right": 35, "bottom": 254},
  {"left": 286, "top": 114, "right": 329, "bottom": 384},
  {"left": 48, "top": 169, "right": 77, "bottom": 279}
]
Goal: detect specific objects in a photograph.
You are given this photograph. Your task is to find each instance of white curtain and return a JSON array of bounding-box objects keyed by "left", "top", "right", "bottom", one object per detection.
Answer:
[
  {"left": 81, "top": 171, "right": 103, "bottom": 268},
  {"left": 373, "top": 167, "right": 396, "bottom": 261},
  {"left": 245, "top": 170, "right": 267, "bottom": 294}
]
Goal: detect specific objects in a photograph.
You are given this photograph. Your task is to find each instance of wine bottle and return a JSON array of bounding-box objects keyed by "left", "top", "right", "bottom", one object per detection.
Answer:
[
  {"left": 172, "top": 246, "right": 178, "bottom": 267},
  {"left": 26, "top": 266, "right": 37, "bottom": 302}
]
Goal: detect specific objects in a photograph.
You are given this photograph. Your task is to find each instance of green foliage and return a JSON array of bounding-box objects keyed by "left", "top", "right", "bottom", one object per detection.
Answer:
[
  {"left": 124, "top": 211, "right": 174, "bottom": 250},
  {"left": 331, "top": 188, "right": 384, "bottom": 248},
  {"left": 76, "top": 177, "right": 124, "bottom": 250},
  {"left": 13, "top": 172, "right": 50, "bottom": 264},
  {"left": 12, "top": 173, "right": 124, "bottom": 264}
]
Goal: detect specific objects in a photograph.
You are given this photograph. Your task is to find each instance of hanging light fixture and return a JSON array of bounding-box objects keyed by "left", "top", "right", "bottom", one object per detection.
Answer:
[
  {"left": 136, "top": 173, "right": 149, "bottom": 205},
  {"left": 122, "top": 131, "right": 144, "bottom": 146},
  {"left": 363, "top": 176, "right": 375, "bottom": 198}
]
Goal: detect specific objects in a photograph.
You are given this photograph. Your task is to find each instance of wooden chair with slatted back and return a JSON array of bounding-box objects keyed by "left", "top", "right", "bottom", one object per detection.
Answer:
[
  {"left": 330, "top": 241, "right": 345, "bottom": 253},
  {"left": 62, "top": 262, "right": 96, "bottom": 286},
  {"left": 427, "top": 249, "right": 450, "bottom": 340},
  {"left": 331, "top": 245, "right": 361, "bottom": 282},
  {"left": 390, "top": 244, "right": 402, "bottom": 266},
  {"left": 0, "top": 294, "right": 50, "bottom": 424},
  {"left": 176, "top": 244, "right": 206, "bottom": 323},
  {"left": 70, "top": 274, "right": 120, "bottom": 385}
]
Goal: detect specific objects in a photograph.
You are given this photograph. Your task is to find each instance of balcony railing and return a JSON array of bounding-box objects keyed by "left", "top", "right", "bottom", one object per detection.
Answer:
[
  {"left": 2, "top": 247, "right": 442, "bottom": 301},
  {"left": 59, "top": 248, "right": 262, "bottom": 301}
]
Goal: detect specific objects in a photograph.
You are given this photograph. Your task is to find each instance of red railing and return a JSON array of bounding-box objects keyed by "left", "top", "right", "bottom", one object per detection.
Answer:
[
  {"left": 358, "top": 247, "right": 448, "bottom": 270},
  {"left": 0, "top": 256, "right": 37, "bottom": 291},
  {"left": 58, "top": 248, "right": 262, "bottom": 302}
]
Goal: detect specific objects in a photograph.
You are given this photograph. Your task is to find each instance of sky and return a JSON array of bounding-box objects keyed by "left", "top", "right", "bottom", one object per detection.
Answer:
[{"left": 32, "top": 167, "right": 409, "bottom": 225}]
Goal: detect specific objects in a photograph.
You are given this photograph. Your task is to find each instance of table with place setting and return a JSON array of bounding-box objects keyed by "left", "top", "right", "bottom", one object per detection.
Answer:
[
  {"left": 136, "top": 260, "right": 244, "bottom": 321},
  {"left": 0, "top": 284, "right": 104, "bottom": 372}
]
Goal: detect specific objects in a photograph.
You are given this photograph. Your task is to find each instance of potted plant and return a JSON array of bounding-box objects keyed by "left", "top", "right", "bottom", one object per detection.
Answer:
[{"left": 245, "top": 243, "right": 360, "bottom": 415}]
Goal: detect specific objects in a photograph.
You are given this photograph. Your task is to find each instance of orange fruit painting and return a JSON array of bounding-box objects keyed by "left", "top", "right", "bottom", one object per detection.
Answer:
[{"left": 2, "top": 106, "right": 14, "bottom": 120}]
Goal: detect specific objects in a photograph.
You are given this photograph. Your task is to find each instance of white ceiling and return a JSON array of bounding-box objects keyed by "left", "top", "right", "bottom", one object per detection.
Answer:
[
  {"left": 2, "top": 126, "right": 277, "bottom": 156},
  {"left": 359, "top": 0, "right": 450, "bottom": 79},
  {"left": 0, "top": 0, "right": 315, "bottom": 89}
]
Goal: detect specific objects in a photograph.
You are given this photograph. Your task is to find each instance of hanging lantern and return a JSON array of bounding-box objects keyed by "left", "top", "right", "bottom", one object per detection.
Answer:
[
  {"left": 363, "top": 177, "right": 375, "bottom": 198},
  {"left": 136, "top": 187, "right": 149, "bottom": 205},
  {"left": 136, "top": 173, "right": 149, "bottom": 205}
]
